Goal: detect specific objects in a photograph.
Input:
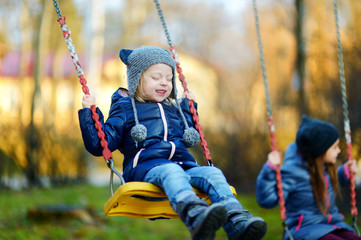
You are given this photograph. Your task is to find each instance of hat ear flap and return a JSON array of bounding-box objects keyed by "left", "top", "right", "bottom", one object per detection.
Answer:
[{"left": 119, "top": 49, "right": 133, "bottom": 64}]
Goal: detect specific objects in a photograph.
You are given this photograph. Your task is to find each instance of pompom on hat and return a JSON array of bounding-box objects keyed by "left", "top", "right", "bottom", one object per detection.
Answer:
[
  {"left": 119, "top": 46, "right": 199, "bottom": 147},
  {"left": 296, "top": 115, "right": 339, "bottom": 159}
]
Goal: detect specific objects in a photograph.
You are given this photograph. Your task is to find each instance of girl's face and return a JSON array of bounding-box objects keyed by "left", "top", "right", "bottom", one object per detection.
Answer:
[
  {"left": 322, "top": 139, "right": 341, "bottom": 164},
  {"left": 141, "top": 63, "right": 173, "bottom": 103}
]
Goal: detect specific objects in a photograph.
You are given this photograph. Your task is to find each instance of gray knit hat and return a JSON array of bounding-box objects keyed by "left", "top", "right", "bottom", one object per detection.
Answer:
[{"left": 119, "top": 46, "right": 199, "bottom": 147}]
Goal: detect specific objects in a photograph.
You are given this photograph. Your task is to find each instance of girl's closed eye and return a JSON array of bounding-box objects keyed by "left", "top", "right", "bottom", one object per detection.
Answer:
[{"left": 151, "top": 75, "right": 160, "bottom": 80}]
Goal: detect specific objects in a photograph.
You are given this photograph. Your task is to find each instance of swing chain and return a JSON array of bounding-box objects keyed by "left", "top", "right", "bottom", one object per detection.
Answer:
[
  {"left": 353, "top": 215, "right": 360, "bottom": 236},
  {"left": 52, "top": 0, "right": 126, "bottom": 197},
  {"left": 252, "top": 0, "right": 288, "bottom": 226},
  {"left": 153, "top": 0, "right": 173, "bottom": 48},
  {"left": 333, "top": 0, "right": 349, "bottom": 132},
  {"left": 333, "top": 1, "right": 359, "bottom": 230},
  {"left": 52, "top": 0, "right": 113, "bottom": 158},
  {"left": 52, "top": 0, "right": 62, "bottom": 19},
  {"left": 283, "top": 220, "right": 294, "bottom": 240},
  {"left": 252, "top": 0, "right": 273, "bottom": 120},
  {"left": 107, "top": 158, "right": 125, "bottom": 196},
  {"left": 153, "top": 0, "right": 214, "bottom": 166}
]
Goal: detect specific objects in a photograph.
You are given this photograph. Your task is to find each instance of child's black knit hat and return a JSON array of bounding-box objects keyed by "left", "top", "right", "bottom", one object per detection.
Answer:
[{"left": 296, "top": 115, "right": 339, "bottom": 159}]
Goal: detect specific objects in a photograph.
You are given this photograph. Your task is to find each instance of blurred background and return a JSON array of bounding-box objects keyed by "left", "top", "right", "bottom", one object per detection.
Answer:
[{"left": 1, "top": 0, "right": 361, "bottom": 239}]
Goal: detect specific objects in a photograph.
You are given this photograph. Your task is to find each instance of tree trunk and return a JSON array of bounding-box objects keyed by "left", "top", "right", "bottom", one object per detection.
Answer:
[
  {"left": 295, "top": 0, "right": 308, "bottom": 115},
  {"left": 26, "top": 0, "right": 51, "bottom": 186}
]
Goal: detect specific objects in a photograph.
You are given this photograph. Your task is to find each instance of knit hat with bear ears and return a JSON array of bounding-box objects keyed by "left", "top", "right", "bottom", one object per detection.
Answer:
[{"left": 119, "top": 46, "right": 199, "bottom": 147}]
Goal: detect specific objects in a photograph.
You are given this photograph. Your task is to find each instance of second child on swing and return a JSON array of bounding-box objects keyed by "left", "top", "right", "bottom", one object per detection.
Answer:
[{"left": 256, "top": 115, "right": 360, "bottom": 240}]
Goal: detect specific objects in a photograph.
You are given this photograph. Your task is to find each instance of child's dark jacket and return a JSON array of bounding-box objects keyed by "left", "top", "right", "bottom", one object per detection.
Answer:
[{"left": 78, "top": 89, "right": 199, "bottom": 182}]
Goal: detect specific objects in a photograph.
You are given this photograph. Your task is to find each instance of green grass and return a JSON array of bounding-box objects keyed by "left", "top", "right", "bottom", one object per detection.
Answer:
[{"left": 0, "top": 184, "right": 358, "bottom": 240}]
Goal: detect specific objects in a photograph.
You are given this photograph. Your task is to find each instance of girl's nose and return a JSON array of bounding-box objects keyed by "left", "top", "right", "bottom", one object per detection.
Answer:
[{"left": 160, "top": 78, "right": 167, "bottom": 85}]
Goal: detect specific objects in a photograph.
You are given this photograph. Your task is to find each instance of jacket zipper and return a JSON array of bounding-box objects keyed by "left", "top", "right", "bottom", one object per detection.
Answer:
[
  {"left": 133, "top": 148, "right": 145, "bottom": 168},
  {"left": 158, "top": 103, "right": 175, "bottom": 160}
]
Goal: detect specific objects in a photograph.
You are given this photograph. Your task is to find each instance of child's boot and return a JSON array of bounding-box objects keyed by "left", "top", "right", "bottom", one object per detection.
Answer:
[
  {"left": 176, "top": 199, "right": 227, "bottom": 240},
  {"left": 223, "top": 203, "right": 267, "bottom": 240}
]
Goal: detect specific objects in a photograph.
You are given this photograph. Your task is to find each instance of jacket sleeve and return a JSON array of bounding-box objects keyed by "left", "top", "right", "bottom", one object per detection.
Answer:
[
  {"left": 338, "top": 163, "right": 351, "bottom": 187},
  {"left": 256, "top": 162, "right": 295, "bottom": 209},
  {"left": 78, "top": 102, "right": 126, "bottom": 157}
]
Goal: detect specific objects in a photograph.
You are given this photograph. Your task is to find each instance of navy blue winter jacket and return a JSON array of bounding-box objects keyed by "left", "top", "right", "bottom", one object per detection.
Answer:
[
  {"left": 78, "top": 89, "right": 199, "bottom": 182},
  {"left": 256, "top": 142, "right": 354, "bottom": 240}
]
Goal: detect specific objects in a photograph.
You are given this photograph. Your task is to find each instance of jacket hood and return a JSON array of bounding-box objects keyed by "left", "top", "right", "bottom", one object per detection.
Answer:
[{"left": 111, "top": 88, "right": 130, "bottom": 105}]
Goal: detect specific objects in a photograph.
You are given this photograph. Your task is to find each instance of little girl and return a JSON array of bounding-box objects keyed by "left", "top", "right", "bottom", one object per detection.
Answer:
[
  {"left": 78, "top": 46, "right": 267, "bottom": 240},
  {"left": 256, "top": 115, "right": 360, "bottom": 240}
]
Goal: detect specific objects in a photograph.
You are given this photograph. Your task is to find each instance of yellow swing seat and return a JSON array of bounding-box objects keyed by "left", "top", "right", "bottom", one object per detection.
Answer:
[{"left": 104, "top": 182, "right": 237, "bottom": 218}]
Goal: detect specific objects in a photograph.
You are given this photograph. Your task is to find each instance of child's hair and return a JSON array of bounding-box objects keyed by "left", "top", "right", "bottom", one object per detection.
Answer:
[
  {"left": 134, "top": 73, "right": 148, "bottom": 103},
  {"left": 305, "top": 155, "right": 341, "bottom": 215}
]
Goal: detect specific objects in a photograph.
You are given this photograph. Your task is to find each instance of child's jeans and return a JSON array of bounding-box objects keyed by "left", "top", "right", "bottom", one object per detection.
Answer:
[{"left": 143, "top": 163, "right": 240, "bottom": 210}]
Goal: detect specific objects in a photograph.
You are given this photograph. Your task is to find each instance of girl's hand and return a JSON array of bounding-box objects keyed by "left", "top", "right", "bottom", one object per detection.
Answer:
[
  {"left": 82, "top": 95, "right": 96, "bottom": 108},
  {"left": 182, "top": 91, "right": 196, "bottom": 102},
  {"left": 346, "top": 159, "right": 359, "bottom": 175},
  {"left": 267, "top": 151, "right": 282, "bottom": 165}
]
